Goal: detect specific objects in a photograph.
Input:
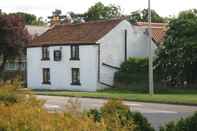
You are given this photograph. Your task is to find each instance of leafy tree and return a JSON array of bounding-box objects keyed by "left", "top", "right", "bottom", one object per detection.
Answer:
[
  {"left": 129, "top": 9, "right": 165, "bottom": 23},
  {"left": 154, "top": 9, "right": 197, "bottom": 87},
  {"left": 10, "top": 12, "right": 46, "bottom": 25},
  {"left": 0, "top": 14, "right": 31, "bottom": 73},
  {"left": 83, "top": 2, "right": 122, "bottom": 21}
]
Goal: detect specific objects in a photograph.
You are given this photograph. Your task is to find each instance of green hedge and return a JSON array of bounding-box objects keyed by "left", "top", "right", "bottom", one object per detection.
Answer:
[
  {"left": 114, "top": 57, "right": 148, "bottom": 85},
  {"left": 160, "top": 112, "right": 197, "bottom": 131}
]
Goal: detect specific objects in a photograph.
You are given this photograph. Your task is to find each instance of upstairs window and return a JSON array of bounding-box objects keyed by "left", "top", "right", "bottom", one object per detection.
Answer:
[
  {"left": 42, "top": 68, "right": 50, "bottom": 84},
  {"left": 42, "top": 47, "right": 49, "bottom": 60},
  {"left": 54, "top": 50, "right": 62, "bottom": 61},
  {"left": 70, "top": 45, "right": 79, "bottom": 60},
  {"left": 71, "top": 68, "right": 80, "bottom": 85}
]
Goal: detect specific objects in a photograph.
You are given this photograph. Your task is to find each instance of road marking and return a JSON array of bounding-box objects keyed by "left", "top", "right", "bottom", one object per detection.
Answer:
[{"left": 44, "top": 104, "right": 61, "bottom": 109}]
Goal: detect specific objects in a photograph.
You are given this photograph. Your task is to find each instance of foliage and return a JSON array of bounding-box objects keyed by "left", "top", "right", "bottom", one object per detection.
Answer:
[
  {"left": 10, "top": 12, "right": 46, "bottom": 25},
  {"left": 127, "top": 112, "right": 154, "bottom": 131},
  {"left": 114, "top": 57, "right": 148, "bottom": 84},
  {"left": 154, "top": 9, "right": 197, "bottom": 87},
  {"left": 0, "top": 81, "right": 137, "bottom": 131},
  {"left": 129, "top": 9, "right": 165, "bottom": 23},
  {"left": 83, "top": 2, "right": 122, "bottom": 21},
  {"left": 0, "top": 14, "right": 30, "bottom": 73},
  {"left": 160, "top": 112, "right": 197, "bottom": 131},
  {"left": 0, "top": 98, "right": 107, "bottom": 131},
  {"left": 87, "top": 99, "right": 154, "bottom": 131},
  {"left": 0, "top": 78, "right": 24, "bottom": 105}
]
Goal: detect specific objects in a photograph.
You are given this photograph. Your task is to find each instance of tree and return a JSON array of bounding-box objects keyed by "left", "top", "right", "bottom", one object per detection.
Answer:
[
  {"left": 83, "top": 2, "right": 122, "bottom": 21},
  {"left": 154, "top": 9, "right": 197, "bottom": 87},
  {"left": 0, "top": 14, "right": 31, "bottom": 73},
  {"left": 10, "top": 12, "right": 46, "bottom": 25},
  {"left": 129, "top": 9, "right": 165, "bottom": 23}
]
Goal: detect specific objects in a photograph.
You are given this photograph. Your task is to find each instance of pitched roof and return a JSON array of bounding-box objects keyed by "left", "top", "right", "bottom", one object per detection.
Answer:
[
  {"left": 136, "top": 22, "right": 167, "bottom": 44},
  {"left": 29, "top": 19, "right": 123, "bottom": 47}
]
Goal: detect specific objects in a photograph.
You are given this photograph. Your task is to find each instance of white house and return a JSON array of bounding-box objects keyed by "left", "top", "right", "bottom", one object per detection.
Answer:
[{"left": 27, "top": 19, "right": 165, "bottom": 91}]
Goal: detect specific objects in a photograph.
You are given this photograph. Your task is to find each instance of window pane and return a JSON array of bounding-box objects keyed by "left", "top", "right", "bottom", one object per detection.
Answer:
[
  {"left": 71, "top": 45, "right": 79, "bottom": 60},
  {"left": 43, "top": 68, "right": 50, "bottom": 84},
  {"left": 42, "top": 47, "right": 49, "bottom": 60},
  {"left": 72, "top": 68, "right": 80, "bottom": 84},
  {"left": 54, "top": 50, "right": 61, "bottom": 61}
]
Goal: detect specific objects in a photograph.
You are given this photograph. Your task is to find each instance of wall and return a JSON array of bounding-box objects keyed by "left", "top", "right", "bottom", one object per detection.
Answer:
[
  {"left": 97, "top": 20, "right": 157, "bottom": 87},
  {"left": 27, "top": 45, "right": 98, "bottom": 92}
]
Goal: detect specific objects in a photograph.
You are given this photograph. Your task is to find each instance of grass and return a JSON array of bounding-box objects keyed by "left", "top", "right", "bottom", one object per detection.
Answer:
[{"left": 34, "top": 87, "right": 197, "bottom": 106}]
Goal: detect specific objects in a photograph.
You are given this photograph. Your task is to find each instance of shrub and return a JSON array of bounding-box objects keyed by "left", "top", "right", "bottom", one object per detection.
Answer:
[
  {"left": 114, "top": 57, "right": 148, "bottom": 85},
  {"left": 87, "top": 99, "right": 154, "bottom": 131},
  {"left": 0, "top": 79, "right": 23, "bottom": 105},
  {"left": 160, "top": 112, "right": 197, "bottom": 131},
  {"left": 127, "top": 112, "right": 154, "bottom": 131},
  {"left": 0, "top": 97, "right": 107, "bottom": 131}
]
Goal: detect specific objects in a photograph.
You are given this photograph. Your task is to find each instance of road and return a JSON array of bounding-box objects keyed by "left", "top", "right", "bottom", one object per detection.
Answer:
[{"left": 36, "top": 95, "right": 197, "bottom": 130}]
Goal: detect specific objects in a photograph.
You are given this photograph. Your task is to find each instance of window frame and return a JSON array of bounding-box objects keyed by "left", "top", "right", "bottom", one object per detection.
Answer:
[
  {"left": 42, "top": 68, "right": 51, "bottom": 84},
  {"left": 41, "top": 46, "right": 50, "bottom": 60},
  {"left": 54, "top": 50, "right": 62, "bottom": 61},
  {"left": 71, "top": 68, "right": 80, "bottom": 85},
  {"left": 70, "top": 45, "right": 79, "bottom": 60}
]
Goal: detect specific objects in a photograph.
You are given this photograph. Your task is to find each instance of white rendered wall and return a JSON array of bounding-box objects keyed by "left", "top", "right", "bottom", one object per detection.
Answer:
[
  {"left": 27, "top": 45, "right": 98, "bottom": 92},
  {"left": 97, "top": 20, "right": 157, "bottom": 87}
]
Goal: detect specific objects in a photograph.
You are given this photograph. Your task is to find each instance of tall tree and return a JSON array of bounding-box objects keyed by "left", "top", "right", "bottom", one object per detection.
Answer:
[
  {"left": 129, "top": 9, "right": 165, "bottom": 23},
  {"left": 10, "top": 12, "right": 46, "bottom": 25},
  {"left": 83, "top": 2, "right": 122, "bottom": 21},
  {"left": 154, "top": 9, "right": 197, "bottom": 86},
  {"left": 0, "top": 14, "right": 31, "bottom": 72}
]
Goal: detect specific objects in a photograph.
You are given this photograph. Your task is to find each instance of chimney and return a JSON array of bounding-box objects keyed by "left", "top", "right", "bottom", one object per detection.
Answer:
[{"left": 48, "top": 9, "right": 70, "bottom": 26}]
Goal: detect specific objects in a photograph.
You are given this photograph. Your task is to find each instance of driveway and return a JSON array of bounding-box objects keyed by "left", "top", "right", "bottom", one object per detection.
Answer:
[{"left": 36, "top": 95, "right": 197, "bottom": 130}]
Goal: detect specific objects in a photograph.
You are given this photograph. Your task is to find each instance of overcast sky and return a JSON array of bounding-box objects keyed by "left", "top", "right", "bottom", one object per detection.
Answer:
[{"left": 0, "top": 0, "right": 197, "bottom": 20}]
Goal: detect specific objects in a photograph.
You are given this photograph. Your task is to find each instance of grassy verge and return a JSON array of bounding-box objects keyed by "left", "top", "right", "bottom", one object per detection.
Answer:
[{"left": 34, "top": 87, "right": 197, "bottom": 106}]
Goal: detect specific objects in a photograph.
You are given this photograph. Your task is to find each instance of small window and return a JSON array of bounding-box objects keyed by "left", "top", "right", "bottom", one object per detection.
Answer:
[
  {"left": 70, "top": 45, "right": 79, "bottom": 60},
  {"left": 71, "top": 68, "right": 80, "bottom": 85},
  {"left": 7, "top": 62, "right": 17, "bottom": 70},
  {"left": 54, "top": 50, "right": 61, "bottom": 61},
  {"left": 42, "top": 68, "right": 50, "bottom": 84},
  {"left": 42, "top": 47, "right": 49, "bottom": 60}
]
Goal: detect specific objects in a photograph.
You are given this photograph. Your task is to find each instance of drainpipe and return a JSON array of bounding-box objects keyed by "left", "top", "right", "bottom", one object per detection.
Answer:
[{"left": 124, "top": 29, "right": 127, "bottom": 61}]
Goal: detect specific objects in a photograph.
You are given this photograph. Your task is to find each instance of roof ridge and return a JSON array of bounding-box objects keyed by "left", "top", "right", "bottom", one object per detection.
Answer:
[{"left": 55, "top": 18, "right": 124, "bottom": 27}]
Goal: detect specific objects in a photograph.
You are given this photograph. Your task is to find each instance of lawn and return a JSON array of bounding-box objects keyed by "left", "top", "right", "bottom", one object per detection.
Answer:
[{"left": 34, "top": 87, "right": 197, "bottom": 105}]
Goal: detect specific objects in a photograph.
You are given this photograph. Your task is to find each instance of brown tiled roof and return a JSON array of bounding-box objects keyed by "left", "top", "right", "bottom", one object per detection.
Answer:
[
  {"left": 30, "top": 19, "right": 123, "bottom": 47},
  {"left": 136, "top": 22, "right": 167, "bottom": 44}
]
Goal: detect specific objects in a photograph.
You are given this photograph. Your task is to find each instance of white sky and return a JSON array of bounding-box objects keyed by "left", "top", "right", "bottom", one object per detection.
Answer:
[{"left": 0, "top": 0, "right": 197, "bottom": 20}]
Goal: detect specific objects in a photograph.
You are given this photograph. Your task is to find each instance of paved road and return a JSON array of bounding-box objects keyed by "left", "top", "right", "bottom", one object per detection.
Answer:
[{"left": 36, "top": 95, "right": 197, "bottom": 130}]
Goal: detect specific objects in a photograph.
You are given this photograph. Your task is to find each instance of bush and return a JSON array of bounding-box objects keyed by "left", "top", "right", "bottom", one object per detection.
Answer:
[
  {"left": 0, "top": 79, "right": 23, "bottom": 105},
  {"left": 0, "top": 82, "right": 136, "bottom": 131},
  {"left": 127, "top": 112, "right": 154, "bottom": 131},
  {"left": 0, "top": 97, "right": 107, "bottom": 131},
  {"left": 160, "top": 112, "right": 197, "bottom": 131},
  {"left": 87, "top": 99, "right": 154, "bottom": 131},
  {"left": 0, "top": 80, "right": 154, "bottom": 131},
  {"left": 114, "top": 57, "right": 148, "bottom": 85}
]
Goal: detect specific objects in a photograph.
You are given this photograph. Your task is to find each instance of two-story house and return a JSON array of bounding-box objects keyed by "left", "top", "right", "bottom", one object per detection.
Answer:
[{"left": 27, "top": 19, "right": 161, "bottom": 91}]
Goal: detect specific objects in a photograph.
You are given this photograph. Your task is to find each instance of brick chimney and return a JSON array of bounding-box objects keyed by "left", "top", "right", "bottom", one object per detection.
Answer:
[{"left": 48, "top": 9, "right": 67, "bottom": 26}]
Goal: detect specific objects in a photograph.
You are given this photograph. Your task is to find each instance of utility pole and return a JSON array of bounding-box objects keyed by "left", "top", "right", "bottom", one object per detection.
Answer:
[{"left": 148, "top": 0, "right": 154, "bottom": 95}]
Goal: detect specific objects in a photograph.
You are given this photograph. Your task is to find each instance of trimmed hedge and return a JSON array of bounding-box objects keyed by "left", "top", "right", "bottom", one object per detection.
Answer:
[{"left": 114, "top": 57, "right": 148, "bottom": 84}]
